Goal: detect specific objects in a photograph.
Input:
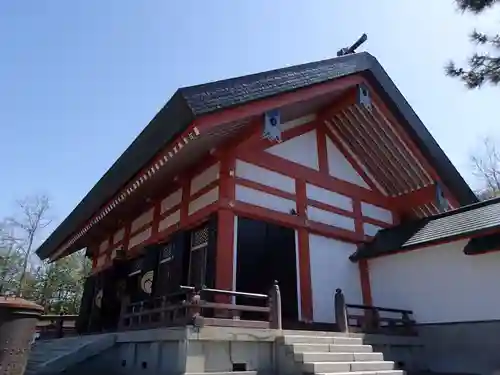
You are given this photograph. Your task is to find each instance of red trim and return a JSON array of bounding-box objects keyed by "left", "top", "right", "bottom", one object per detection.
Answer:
[
  {"left": 296, "top": 179, "right": 313, "bottom": 322},
  {"left": 353, "top": 199, "right": 372, "bottom": 306},
  {"left": 195, "top": 75, "right": 363, "bottom": 131},
  {"left": 235, "top": 177, "right": 295, "bottom": 201},
  {"left": 241, "top": 120, "right": 318, "bottom": 153},
  {"left": 180, "top": 178, "right": 190, "bottom": 226},
  {"left": 123, "top": 222, "right": 132, "bottom": 253},
  {"left": 151, "top": 201, "right": 162, "bottom": 241},
  {"left": 238, "top": 151, "right": 391, "bottom": 208},
  {"left": 215, "top": 154, "right": 236, "bottom": 294},
  {"left": 307, "top": 198, "right": 391, "bottom": 230},
  {"left": 392, "top": 185, "right": 439, "bottom": 214},
  {"left": 364, "top": 80, "right": 460, "bottom": 207},
  {"left": 316, "top": 126, "right": 329, "bottom": 174}
]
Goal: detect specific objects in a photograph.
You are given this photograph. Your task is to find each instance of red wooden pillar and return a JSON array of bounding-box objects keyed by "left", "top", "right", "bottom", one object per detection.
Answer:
[
  {"left": 296, "top": 179, "right": 313, "bottom": 321},
  {"left": 353, "top": 199, "right": 373, "bottom": 306},
  {"left": 215, "top": 154, "right": 236, "bottom": 294}
]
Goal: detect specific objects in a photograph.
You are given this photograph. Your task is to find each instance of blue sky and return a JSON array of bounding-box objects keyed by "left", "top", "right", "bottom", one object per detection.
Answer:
[{"left": 1, "top": 0, "right": 499, "bottom": 236}]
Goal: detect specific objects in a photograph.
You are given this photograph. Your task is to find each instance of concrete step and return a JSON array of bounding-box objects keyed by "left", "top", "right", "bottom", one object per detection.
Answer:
[
  {"left": 25, "top": 334, "right": 116, "bottom": 375},
  {"left": 316, "top": 371, "right": 404, "bottom": 375},
  {"left": 283, "top": 335, "right": 363, "bottom": 345},
  {"left": 303, "top": 361, "right": 395, "bottom": 373},
  {"left": 291, "top": 343, "right": 374, "bottom": 353},
  {"left": 295, "top": 352, "right": 384, "bottom": 363},
  {"left": 283, "top": 330, "right": 351, "bottom": 337}
]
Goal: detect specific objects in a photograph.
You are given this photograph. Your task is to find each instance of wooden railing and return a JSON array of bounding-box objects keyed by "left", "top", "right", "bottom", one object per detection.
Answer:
[
  {"left": 334, "top": 288, "right": 416, "bottom": 335},
  {"left": 36, "top": 314, "right": 78, "bottom": 339},
  {"left": 119, "top": 282, "right": 282, "bottom": 331}
]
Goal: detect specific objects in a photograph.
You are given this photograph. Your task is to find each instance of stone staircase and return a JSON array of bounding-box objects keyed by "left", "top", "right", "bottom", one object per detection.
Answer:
[
  {"left": 25, "top": 334, "right": 116, "bottom": 375},
  {"left": 279, "top": 330, "right": 405, "bottom": 375}
]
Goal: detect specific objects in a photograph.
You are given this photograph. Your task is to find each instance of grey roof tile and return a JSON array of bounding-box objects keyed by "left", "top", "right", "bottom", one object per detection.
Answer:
[{"left": 352, "top": 196, "right": 500, "bottom": 261}]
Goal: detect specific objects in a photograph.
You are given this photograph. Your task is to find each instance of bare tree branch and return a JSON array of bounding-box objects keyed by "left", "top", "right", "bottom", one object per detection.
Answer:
[{"left": 470, "top": 136, "right": 500, "bottom": 199}]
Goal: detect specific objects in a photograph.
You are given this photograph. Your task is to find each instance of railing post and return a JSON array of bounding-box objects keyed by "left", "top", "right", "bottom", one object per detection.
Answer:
[
  {"left": 187, "top": 288, "right": 202, "bottom": 325},
  {"left": 268, "top": 280, "right": 282, "bottom": 330},
  {"left": 334, "top": 288, "right": 349, "bottom": 333},
  {"left": 56, "top": 312, "right": 64, "bottom": 338},
  {"left": 118, "top": 295, "right": 130, "bottom": 330}
]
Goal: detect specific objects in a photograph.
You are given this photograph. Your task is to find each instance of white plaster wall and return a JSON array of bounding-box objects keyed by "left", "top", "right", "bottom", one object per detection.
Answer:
[
  {"left": 363, "top": 222, "right": 383, "bottom": 237},
  {"left": 128, "top": 227, "right": 152, "bottom": 249},
  {"left": 131, "top": 208, "right": 154, "bottom": 233},
  {"left": 369, "top": 240, "right": 500, "bottom": 323},
  {"left": 99, "top": 239, "right": 108, "bottom": 253},
  {"left": 161, "top": 189, "right": 182, "bottom": 214},
  {"left": 113, "top": 228, "right": 125, "bottom": 244},
  {"left": 188, "top": 187, "right": 219, "bottom": 215},
  {"left": 326, "top": 137, "right": 369, "bottom": 189},
  {"left": 235, "top": 160, "right": 295, "bottom": 193},
  {"left": 266, "top": 130, "right": 319, "bottom": 170},
  {"left": 309, "top": 235, "right": 363, "bottom": 323},
  {"left": 361, "top": 202, "right": 393, "bottom": 224},
  {"left": 190, "top": 163, "right": 220, "bottom": 195},
  {"left": 158, "top": 210, "right": 180, "bottom": 232},
  {"left": 306, "top": 183, "right": 353, "bottom": 212},
  {"left": 235, "top": 185, "right": 296, "bottom": 214},
  {"left": 307, "top": 206, "right": 355, "bottom": 232}
]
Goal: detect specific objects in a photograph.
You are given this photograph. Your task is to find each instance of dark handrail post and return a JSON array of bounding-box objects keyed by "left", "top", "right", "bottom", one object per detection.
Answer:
[
  {"left": 56, "top": 312, "right": 64, "bottom": 338},
  {"left": 334, "top": 288, "right": 349, "bottom": 333},
  {"left": 118, "top": 295, "right": 130, "bottom": 330},
  {"left": 268, "top": 280, "right": 282, "bottom": 330}
]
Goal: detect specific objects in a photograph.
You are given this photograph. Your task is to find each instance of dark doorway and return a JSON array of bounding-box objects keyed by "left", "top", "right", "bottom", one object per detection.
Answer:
[{"left": 236, "top": 217, "right": 298, "bottom": 322}]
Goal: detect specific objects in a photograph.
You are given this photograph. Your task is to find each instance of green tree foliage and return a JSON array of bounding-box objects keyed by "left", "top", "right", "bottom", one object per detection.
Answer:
[
  {"left": 446, "top": 0, "right": 500, "bottom": 88},
  {"left": 0, "top": 195, "right": 91, "bottom": 314}
]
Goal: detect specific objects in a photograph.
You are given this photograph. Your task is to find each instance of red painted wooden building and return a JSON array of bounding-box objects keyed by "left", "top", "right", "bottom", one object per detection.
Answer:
[{"left": 36, "top": 52, "right": 478, "bottom": 331}]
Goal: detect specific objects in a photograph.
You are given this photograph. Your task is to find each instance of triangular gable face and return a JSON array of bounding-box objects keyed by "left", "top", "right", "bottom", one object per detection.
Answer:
[
  {"left": 325, "top": 137, "right": 370, "bottom": 189},
  {"left": 266, "top": 130, "right": 320, "bottom": 171}
]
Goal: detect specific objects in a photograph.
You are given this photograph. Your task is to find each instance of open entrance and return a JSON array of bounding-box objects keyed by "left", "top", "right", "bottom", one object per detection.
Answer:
[{"left": 236, "top": 217, "right": 299, "bottom": 322}]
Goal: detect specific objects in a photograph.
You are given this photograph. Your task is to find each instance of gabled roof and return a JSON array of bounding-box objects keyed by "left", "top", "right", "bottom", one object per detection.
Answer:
[
  {"left": 36, "top": 52, "right": 477, "bottom": 260},
  {"left": 351, "top": 196, "right": 500, "bottom": 261}
]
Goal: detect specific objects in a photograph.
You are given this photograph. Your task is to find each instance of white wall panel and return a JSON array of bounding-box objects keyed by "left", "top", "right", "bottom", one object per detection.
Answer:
[
  {"left": 128, "top": 227, "right": 152, "bottom": 249},
  {"left": 266, "top": 130, "right": 319, "bottom": 170},
  {"left": 113, "top": 228, "right": 125, "bottom": 244},
  {"left": 190, "top": 162, "right": 220, "bottom": 195},
  {"left": 235, "top": 185, "right": 296, "bottom": 214},
  {"left": 361, "top": 202, "right": 393, "bottom": 224},
  {"left": 369, "top": 240, "right": 500, "bottom": 323},
  {"left": 306, "top": 183, "right": 353, "bottom": 211},
  {"left": 158, "top": 210, "right": 180, "bottom": 232},
  {"left": 131, "top": 208, "right": 154, "bottom": 233},
  {"left": 326, "top": 137, "right": 369, "bottom": 188},
  {"left": 309, "top": 235, "right": 363, "bottom": 323},
  {"left": 363, "top": 223, "right": 383, "bottom": 237},
  {"left": 307, "top": 206, "right": 355, "bottom": 231},
  {"left": 160, "top": 189, "right": 182, "bottom": 214},
  {"left": 188, "top": 187, "right": 219, "bottom": 215},
  {"left": 235, "top": 160, "right": 295, "bottom": 193}
]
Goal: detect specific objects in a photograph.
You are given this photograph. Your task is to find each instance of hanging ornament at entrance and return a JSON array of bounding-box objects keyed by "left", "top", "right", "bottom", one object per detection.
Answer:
[
  {"left": 263, "top": 109, "right": 282, "bottom": 143},
  {"left": 141, "top": 270, "right": 154, "bottom": 295},
  {"left": 94, "top": 289, "right": 103, "bottom": 309}
]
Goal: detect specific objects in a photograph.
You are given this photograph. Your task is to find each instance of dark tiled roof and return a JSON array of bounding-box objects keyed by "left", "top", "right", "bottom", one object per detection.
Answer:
[
  {"left": 36, "top": 52, "right": 477, "bottom": 260},
  {"left": 464, "top": 233, "right": 500, "bottom": 255},
  {"left": 351, "top": 196, "right": 500, "bottom": 261}
]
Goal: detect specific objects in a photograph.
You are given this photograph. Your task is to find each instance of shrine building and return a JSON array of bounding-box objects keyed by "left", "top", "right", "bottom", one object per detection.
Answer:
[{"left": 36, "top": 52, "right": 500, "bottom": 334}]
